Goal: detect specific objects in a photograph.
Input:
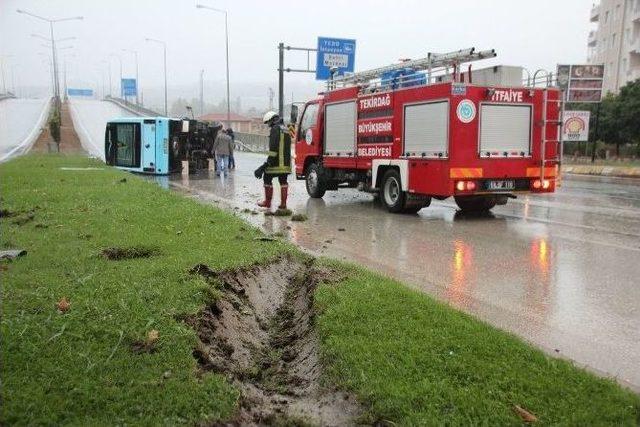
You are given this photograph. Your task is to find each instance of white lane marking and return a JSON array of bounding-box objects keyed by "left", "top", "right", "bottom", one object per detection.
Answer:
[{"left": 59, "top": 167, "right": 105, "bottom": 171}]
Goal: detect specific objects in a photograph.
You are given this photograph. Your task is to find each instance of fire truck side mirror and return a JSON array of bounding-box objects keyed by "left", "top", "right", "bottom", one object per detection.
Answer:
[{"left": 290, "top": 105, "right": 299, "bottom": 125}]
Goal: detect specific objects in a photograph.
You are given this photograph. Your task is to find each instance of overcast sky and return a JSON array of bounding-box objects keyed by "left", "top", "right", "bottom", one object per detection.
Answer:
[{"left": 0, "top": 0, "right": 594, "bottom": 111}]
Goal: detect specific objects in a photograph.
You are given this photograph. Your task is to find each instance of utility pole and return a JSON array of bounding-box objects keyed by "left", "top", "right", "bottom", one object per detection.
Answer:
[
  {"left": 278, "top": 43, "right": 284, "bottom": 118},
  {"left": 200, "top": 69, "right": 204, "bottom": 116},
  {"left": 268, "top": 87, "right": 274, "bottom": 110},
  {"left": 145, "top": 37, "right": 168, "bottom": 116},
  {"left": 196, "top": 4, "right": 231, "bottom": 127}
]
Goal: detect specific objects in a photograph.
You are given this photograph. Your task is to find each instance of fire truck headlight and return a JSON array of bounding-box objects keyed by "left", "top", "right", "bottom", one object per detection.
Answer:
[
  {"left": 466, "top": 181, "right": 476, "bottom": 191},
  {"left": 542, "top": 179, "right": 551, "bottom": 189},
  {"left": 456, "top": 181, "right": 466, "bottom": 191},
  {"left": 533, "top": 179, "right": 542, "bottom": 189}
]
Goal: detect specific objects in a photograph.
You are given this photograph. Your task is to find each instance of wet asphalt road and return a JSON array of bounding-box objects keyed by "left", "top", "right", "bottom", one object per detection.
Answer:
[
  {"left": 0, "top": 98, "right": 49, "bottom": 161},
  {"left": 67, "top": 100, "right": 640, "bottom": 390},
  {"left": 158, "top": 152, "right": 640, "bottom": 391}
]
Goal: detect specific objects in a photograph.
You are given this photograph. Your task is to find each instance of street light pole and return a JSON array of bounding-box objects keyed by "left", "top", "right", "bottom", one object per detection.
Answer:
[
  {"left": 145, "top": 37, "right": 168, "bottom": 116},
  {"left": 196, "top": 4, "right": 231, "bottom": 128},
  {"left": 200, "top": 69, "right": 204, "bottom": 116},
  {"left": 17, "top": 9, "right": 83, "bottom": 104},
  {"left": 0, "top": 55, "right": 14, "bottom": 94},
  {"left": 123, "top": 49, "right": 140, "bottom": 105},
  {"left": 110, "top": 54, "right": 123, "bottom": 98},
  {"left": 63, "top": 54, "right": 75, "bottom": 99}
]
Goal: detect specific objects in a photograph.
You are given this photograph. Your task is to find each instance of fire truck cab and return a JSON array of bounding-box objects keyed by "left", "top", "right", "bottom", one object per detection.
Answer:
[{"left": 294, "top": 48, "right": 563, "bottom": 213}]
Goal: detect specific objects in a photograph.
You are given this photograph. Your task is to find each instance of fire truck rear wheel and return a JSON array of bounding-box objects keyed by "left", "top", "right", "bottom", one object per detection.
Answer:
[
  {"left": 454, "top": 195, "right": 497, "bottom": 212},
  {"left": 305, "top": 163, "right": 326, "bottom": 198},
  {"left": 381, "top": 169, "right": 406, "bottom": 213}
]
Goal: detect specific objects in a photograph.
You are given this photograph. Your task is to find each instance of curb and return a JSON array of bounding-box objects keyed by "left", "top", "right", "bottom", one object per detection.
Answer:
[{"left": 563, "top": 165, "right": 640, "bottom": 178}]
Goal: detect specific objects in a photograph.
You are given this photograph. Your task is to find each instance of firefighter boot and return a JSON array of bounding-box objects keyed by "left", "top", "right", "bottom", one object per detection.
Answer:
[
  {"left": 278, "top": 185, "right": 288, "bottom": 210},
  {"left": 257, "top": 185, "right": 273, "bottom": 208}
]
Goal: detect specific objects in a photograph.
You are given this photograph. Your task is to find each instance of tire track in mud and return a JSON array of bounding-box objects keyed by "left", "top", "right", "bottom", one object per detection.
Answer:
[{"left": 186, "top": 257, "right": 363, "bottom": 426}]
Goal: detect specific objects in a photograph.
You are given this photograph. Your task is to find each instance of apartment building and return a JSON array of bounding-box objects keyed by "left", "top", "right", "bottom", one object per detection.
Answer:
[{"left": 587, "top": 0, "right": 640, "bottom": 93}]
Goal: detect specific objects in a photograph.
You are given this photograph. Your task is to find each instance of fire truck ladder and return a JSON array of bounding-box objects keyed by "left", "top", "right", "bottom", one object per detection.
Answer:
[
  {"left": 329, "top": 47, "right": 497, "bottom": 90},
  {"left": 540, "top": 87, "right": 565, "bottom": 182}
]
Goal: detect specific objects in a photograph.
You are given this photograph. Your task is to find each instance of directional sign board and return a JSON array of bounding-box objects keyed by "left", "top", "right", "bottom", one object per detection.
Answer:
[
  {"left": 316, "top": 37, "right": 356, "bottom": 80},
  {"left": 121, "top": 78, "right": 137, "bottom": 97},
  {"left": 556, "top": 64, "right": 604, "bottom": 103},
  {"left": 67, "top": 88, "right": 93, "bottom": 97},
  {"left": 563, "top": 110, "right": 590, "bottom": 141}
]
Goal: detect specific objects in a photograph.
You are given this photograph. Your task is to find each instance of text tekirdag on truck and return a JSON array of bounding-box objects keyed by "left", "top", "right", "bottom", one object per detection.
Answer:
[{"left": 105, "top": 46, "right": 564, "bottom": 214}]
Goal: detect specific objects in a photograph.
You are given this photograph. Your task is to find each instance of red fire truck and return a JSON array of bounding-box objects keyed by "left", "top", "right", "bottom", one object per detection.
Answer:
[{"left": 293, "top": 48, "right": 563, "bottom": 213}]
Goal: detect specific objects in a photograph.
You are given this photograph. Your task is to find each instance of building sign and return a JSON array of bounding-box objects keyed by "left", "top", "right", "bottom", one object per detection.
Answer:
[
  {"left": 121, "top": 78, "right": 137, "bottom": 97},
  {"left": 563, "top": 110, "right": 590, "bottom": 141},
  {"left": 316, "top": 37, "right": 356, "bottom": 80},
  {"left": 67, "top": 88, "right": 93, "bottom": 97},
  {"left": 556, "top": 64, "right": 604, "bottom": 103}
]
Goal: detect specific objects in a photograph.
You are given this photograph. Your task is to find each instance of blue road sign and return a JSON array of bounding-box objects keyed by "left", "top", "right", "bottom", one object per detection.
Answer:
[
  {"left": 67, "top": 88, "right": 94, "bottom": 97},
  {"left": 316, "top": 37, "right": 356, "bottom": 80},
  {"left": 121, "top": 78, "right": 137, "bottom": 97}
]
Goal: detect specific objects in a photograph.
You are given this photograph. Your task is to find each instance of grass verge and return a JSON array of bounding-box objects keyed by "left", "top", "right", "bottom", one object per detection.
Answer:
[{"left": 1, "top": 154, "right": 638, "bottom": 425}]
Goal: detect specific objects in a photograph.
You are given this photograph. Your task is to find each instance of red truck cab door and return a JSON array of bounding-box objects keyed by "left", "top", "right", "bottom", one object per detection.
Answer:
[{"left": 295, "top": 101, "right": 321, "bottom": 176}]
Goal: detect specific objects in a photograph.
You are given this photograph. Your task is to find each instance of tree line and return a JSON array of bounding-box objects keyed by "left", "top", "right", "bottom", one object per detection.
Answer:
[{"left": 567, "top": 79, "right": 640, "bottom": 158}]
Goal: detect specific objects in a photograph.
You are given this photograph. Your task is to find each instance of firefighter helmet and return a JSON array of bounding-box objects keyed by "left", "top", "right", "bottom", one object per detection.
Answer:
[{"left": 263, "top": 111, "right": 278, "bottom": 124}]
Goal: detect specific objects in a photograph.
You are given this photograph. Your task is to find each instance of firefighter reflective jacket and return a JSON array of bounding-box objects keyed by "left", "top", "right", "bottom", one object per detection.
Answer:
[{"left": 265, "top": 124, "right": 291, "bottom": 175}]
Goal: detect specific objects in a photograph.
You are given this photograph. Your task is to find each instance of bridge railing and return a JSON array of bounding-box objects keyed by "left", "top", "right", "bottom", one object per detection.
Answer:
[
  {"left": 104, "top": 96, "right": 161, "bottom": 117},
  {"left": 0, "top": 92, "right": 16, "bottom": 101},
  {"left": 235, "top": 132, "right": 269, "bottom": 153}
]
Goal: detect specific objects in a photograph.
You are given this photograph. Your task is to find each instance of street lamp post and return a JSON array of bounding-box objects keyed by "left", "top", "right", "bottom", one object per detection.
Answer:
[
  {"left": 38, "top": 53, "right": 54, "bottom": 96},
  {"left": 200, "top": 69, "right": 204, "bottom": 117},
  {"left": 196, "top": 3, "right": 231, "bottom": 128},
  {"left": 145, "top": 37, "right": 168, "bottom": 116},
  {"left": 39, "top": 42, "right": 74, "bottom": 97},
  {"left": 122, "top": 49, "right": 140, "bottom": 105},
  {"left": 63, "top": 54, "right": 76, "bottom": 99},
  {"left": 110, "top": 54, "right": 123, "bottom": 99},
  {"left": 0, "top": 55, "right": 15, "bottom": 95},
  {"left": 17, "top": 9, "right": 83, "bottom": 104}
]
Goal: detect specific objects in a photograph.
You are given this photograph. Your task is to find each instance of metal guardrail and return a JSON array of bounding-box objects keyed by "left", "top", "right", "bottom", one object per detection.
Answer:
[
  {"left": 0, "top": 93, "right": 16, "bottom": 101},
  {"left": 235, "top": 132, "right": 269, "bottom": 153},
  {"left": 104, "top": 96, "right": 161, "bottom": 117}
]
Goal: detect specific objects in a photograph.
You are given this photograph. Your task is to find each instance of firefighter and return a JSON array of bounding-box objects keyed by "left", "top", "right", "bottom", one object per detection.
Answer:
[{"left": 257, "top": 111, "right": 291, "bottom": 210}]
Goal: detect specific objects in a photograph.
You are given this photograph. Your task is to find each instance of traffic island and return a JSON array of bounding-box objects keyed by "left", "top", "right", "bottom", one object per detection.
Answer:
[{"left": 1, "top": 154, "right": 638, "bottom": 425}]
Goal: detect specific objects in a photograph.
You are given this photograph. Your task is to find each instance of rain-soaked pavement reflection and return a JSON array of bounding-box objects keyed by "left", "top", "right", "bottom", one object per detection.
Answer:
[{"left": 150, "top": 152, "right": 640, "bottom": 391}]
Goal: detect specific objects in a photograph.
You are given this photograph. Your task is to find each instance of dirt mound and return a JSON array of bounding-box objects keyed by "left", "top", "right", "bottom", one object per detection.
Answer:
[
  {"left": 101, "top": 246, "right": 159, "bottom": 260},
  {"left": 188, "top": 257, "right": 362, "bottom": 426}
]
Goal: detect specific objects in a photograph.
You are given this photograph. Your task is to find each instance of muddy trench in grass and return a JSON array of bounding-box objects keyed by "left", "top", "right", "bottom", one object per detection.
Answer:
[{"left": 186, "top": 257, "right": 363, "bottom": 426}]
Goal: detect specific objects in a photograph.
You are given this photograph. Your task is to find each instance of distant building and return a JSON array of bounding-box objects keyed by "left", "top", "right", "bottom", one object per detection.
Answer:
[
  {"left": 249, "top": 118, "right": 269, "bottom": 135},
  {"left": 198, "top": 112, "right": 252, "bottom": 133},
  {"left": 587, "top": 0, "right": 640, "bottom": 94}
]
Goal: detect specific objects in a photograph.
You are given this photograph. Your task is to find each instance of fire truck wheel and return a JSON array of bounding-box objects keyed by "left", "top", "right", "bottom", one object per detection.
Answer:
[
  {"left": 381, "top": 169, "right": 406, "bottom": 213},
  {"left": 305, "top": 163, "right": 326, "bottom": 198},
  {"left": 454, "top": 195, "right": 497, "bottom": 212}
]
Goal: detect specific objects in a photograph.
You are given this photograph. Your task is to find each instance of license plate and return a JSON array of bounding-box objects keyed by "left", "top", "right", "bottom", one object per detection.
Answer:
[{"left": 487, "top": 180, "right": 515, "bottom": 191}]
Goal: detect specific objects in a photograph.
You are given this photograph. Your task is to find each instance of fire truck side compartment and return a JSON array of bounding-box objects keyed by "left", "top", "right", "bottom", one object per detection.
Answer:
[{"left": 324, "top": 101, "right": 357, "bottom": 156}]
